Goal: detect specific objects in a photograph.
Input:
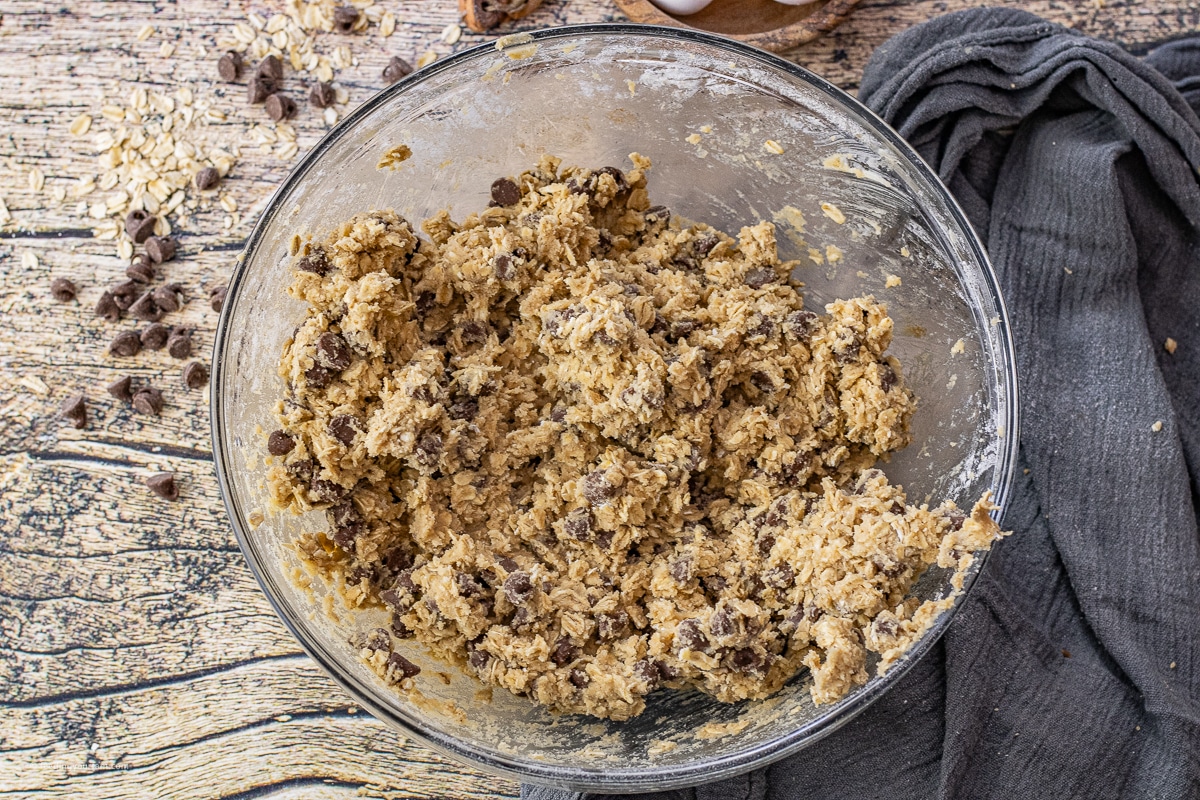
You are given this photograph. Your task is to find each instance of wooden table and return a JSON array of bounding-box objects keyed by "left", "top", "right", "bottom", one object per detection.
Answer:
[{"left": 1, "top": 0, "right": 1194, "bottom": 796}]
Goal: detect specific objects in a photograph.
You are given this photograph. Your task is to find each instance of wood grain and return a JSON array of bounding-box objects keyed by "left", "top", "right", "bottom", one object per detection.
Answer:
[{"left": 1, "top": 0, "right": 1197, "bottom": 797}]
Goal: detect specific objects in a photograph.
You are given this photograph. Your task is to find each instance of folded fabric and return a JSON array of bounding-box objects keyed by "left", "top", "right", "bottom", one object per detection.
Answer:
[{"left": 525, "top": 9, "right": 1200, "bottom": 798}]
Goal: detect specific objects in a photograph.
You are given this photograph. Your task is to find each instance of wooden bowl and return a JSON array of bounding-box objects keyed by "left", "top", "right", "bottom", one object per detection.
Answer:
[{"left": 612, "top": 0, "right": 860, "bottom": 52}]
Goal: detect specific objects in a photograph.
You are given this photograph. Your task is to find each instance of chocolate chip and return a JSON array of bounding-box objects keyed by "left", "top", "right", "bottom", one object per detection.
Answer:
[
  {"left": 596, "top": 610, "right": 629, "bottom": 641},
  {"left": 582, "top": 470, "right": 616, "bottom": 505},
  {"left": 126, "top": 254, "right": 155, "bottom": 284},
  {"left": 730, "top": 647, "right": 764, "bottom": 673},
  {"left": 139, "top": 323, "right": 168, "bottom": 350},
  {"left": 459, "top": 320, "right": 489, "bottom": 345},
  {"left": 873, "top": 617, "right": 899, "bottom": 638},
  {"left": 391, "top": 615, "right": 414, "bottom": 638},
  {"left": 265, "top": 93, "right": 296, "bottom": 122},
  {"left": 643, "top": 205, "right": 670, "bottom": 224},
  {"left": 492, "top": 253, "right": 514, "bottom": 281},
  {"left": 329, "top": 415, "right": 358, "bottom": 446},
  {"left": 692, "top": 233, "right": 719, "bottom": 257},
  {"left": 745, "top": 268, "right": 776, "bottom": 290},
  {"left": 298, "top": 249, "right": 331, "bottom": 276},
  {"left": 124, "top": 209, "right": 157, "bottom": 243},
  {"left": 709, "top": 607, "right": 735, "bottom": 637},
  {"left": 309, "top": 81, "right": 335, "bottom": 108},
  {"left": 145, "top": 236, "right": 177, "bottom": 264},
  {"left": 669, "top": 556, "right": 693, "bottom": 583},
  {"left": 747, "top": 317, "right": 775, "bottom": 339},
  {"left": 217, "top": 51, "right": 243, "bottom": 82},
  {"left": 946, "top": 511, "right": 966, "bottom": 531},
  {"left": 383, "top": 55, "right": 413, "bottom": 84},
  {"left": 111, "top": 280, "right": 140, "bottom": 310},
  {"left": 60, "top": 393, "right": 86, "bottom": 429},
  {"left": 109, "top": 330, "right": 141, "bottom": 357},
  {"left": 209, "top": 284, "right": 228, "bottom": 313},
  {"left": 552, "top": 638, "right": 578, "bottom": 667},
  {"left": 95, "top": 291, "right": 120, "bottom": 321},
  {"left": 330, "top": 503, "right": 363, "bottom": 549},
  {"left": 257, "top": 54, "right": 283, "bottom": 82},
  {"left": 387, "top": 652, "right": 421, "bottom": 679},
  {"left": 315, "top": 332, "right": 352, "bottom": 370},
  {"left": 182, "top": 361, "right": 208, "bottom": 389},
  {"left": 565, "top": 177, "right": 586, "bottom": 195},
  {"left": 765, "top": 564, "right": 794, "bottom": 589},
  {"left": 749, "top": 372, "right": 775, "bottom": 394},
  {"left": 447, "top": 397, "right": 478, "bottom": 421},
  {"left": 107, "top": 376, "right": 133, "bottom": 403},
  {"left": 247, "top": 76, "right": 275, "bottom": 104},
  {"left": 267, "top": 430, "right": 296, "bottom": 456},
  {"left": 309, "top": 475, "right": 347, "bottom": 504},
  {"left": 503, "top": 571, "right": 533, "bottom": 605},
  {"left": 305, "top": 365, "right": 333, "bottom": 389},
  {"left": 50, "top": 278, "right": 77, "bottom": 302},
  {"left": 676, "top": 619, "right": 707, "bottom": 651},
  {"left": 806, "top": 605, "right": 824, "bottom": 623},
  {"left": 469, "top": 649, "right": 491, "bottom": 670},
  {"left": 785, "top": 310, "right": 818, "bottom": 340},
  {"left": 132, "top": 386, "right": 164, "bottom": 416},
  {"left": 563, "top": 509, "right": 591, "bottom": 540},
  {"left": 333, "top": 5, "right": 359, "bottom": 32},
  {"left": 592, "top": 166, "right": 628, "bottom": 194},
  {"left": 128, "top": 291, "right": 162, "bottom": 322},
  {"left": 456, "top": 572, "right": 484, "bottom": 598},
  {"left": 550, "top": 406, "right": 567, "bottom": 423},
  {"left": 498, "top": 557, "right": 519, "bottom": 573},
  {"left": 490, "top": 177, "right": 521, "bottom": 207},
  {"left": 166, "top": 333, "right": 192, "bottom": 359},
  {"left": 879, "top": 362, "right": 897, "bottom": 393},
  {"left": 152, "top": 284, "right": 181, "bottom": 313},
  {"left": 194, "top": 166, "right": 221, "bottom": 191},
  {"left": 288, "top": 458, "right": 316, "bottom": 482},
  {"left": 145, "top": 472, "right": 178, "bottom": 501},
  {"left": 569, "top": 668, "right": 590, "bottom": 687},
  {"left": 415, "top": 432, "right": 442, "bottom": 468},
  {"left": 594, "top": 330, "right": 618, "bottom": 347},
  {"left": 634, "top": 658, "right": 663, "bottom": 689}
]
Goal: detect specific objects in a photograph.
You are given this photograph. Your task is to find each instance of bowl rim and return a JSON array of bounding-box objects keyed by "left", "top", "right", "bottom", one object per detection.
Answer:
[{"left": 211, "top": 22, "right": 1020, "bottom": 792}]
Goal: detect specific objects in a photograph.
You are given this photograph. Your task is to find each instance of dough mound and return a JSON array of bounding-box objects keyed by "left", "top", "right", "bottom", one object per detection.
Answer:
[{"left": 266, "top": 154, "right": 1002, "bottom": 720}]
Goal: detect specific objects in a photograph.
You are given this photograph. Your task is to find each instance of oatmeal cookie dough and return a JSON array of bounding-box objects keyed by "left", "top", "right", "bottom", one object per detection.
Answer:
[{"left": 266, "top": 154, "right": 1004, "bottom": 720}]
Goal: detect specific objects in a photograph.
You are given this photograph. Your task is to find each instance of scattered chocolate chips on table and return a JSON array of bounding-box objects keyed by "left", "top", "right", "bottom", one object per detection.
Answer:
[
  {"left": 194, "top": 166, "right": 221, "bottom": 191},
  {"left": 167, "top": 331, "right": 193, "bottom": 359},
  {"left": 145, "top": 236, "right": 177, "bottom": 264},
  {"left": 182, "top": 361, "right": 208, "bottom": 389},
  {"left": 124, "top": 209, "right": 158, "bottom": 244},
  {"left": 257, "top": 55, "right": 284, "bottom": 82},
  {"left": 265, "top": 93, "right": 297, "bottom": 122},
  {"left": 126, "top": 254, "right": 155, "bottom": 283},
  {"left": 247, "top": 76, "right": 275, "bottom": 104},
  {"left": 60, "top": 393, "right": 87, "bottom": 429},
  {"left": 50, "top": 277, "right": 77, "bottom": 302},
  {"left": 131, "top": 385, "right": 164, "bottom": 416},
  {"left": 152, "top": 284, "right": 182, "bottom": 313},
  {"left": 109, "top": 330, "right": 142, "bottom": 357},
  {"left": 107, "top": 375, "right": 134, "bottom": 403},
  {"left": 309, "top": 82, "right": 335, "bottom": 108},
  {"left": 128, "top": 290, "right": 165, "bottom": 322},
  {"left": 140, "top": 322, "right": 169, "bottom": 350},
  {"left": 145, "top": 472, "right": 179, "bottom": 501},
  {"left": 382, "top": 56, "right": 413, "bottom": 84},
  {"left": 217, "top": 50, "right": 243, "bottom": 81},
  {"left": 333, "top": 5, "right": 360, "bottom": 33},
  {"left": 209, "top": 285, "right": 228, "bottom": 313},
  {"left": 95, "top": 291, "right": 120, "bottom": 321}
]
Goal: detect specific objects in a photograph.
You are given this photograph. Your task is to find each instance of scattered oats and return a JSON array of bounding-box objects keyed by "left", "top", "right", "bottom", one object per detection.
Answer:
[
  {"left": 272, "top": 29, "right": 290, "bottom": 50},
  {"left": 417, "top": 50, "right": 438, "bottom": 69},
  {"left": 1064, "top": 267, "right": 1073, "bottom": 275},
  {"left": 89, "top": 201, "right": 107, "bottom": 220},
  {"left": 990, "top": 315, "right": 1000, "bottom": 326},
  {"left": 289, "top": 233, "right": 303, "bottom": 256},
  {"left": 1164, "top": 337, "right": 1177, "bottom": 354},
  {"left": 101, "top": 105, "right": 125, "bottom": 123},
  {"left": 155, "top": 215, "right": 171, "bottom": 236},
  {"left": 277, "top": 141, "right": 299, "bottom": 160},
  {"left": 495, "top": 31, "right": 534, "bottom": 50},
  {"left": 885, "top": 274, "right": 902, "bottom": 288},
  {"left": 900, "top": 246, "right": 911, "bottom": 258},
  {"left": 946, "top": 373, "right": 958, "bottom": 390},
  {"left": 28, "top": 167, "right": 45, "bottom": 192},
  {"left": 136, "top": 23, "right": 155, "bottom": 41},
  {"left": 21, "top": 250, "right": 38, "bottom": 270},
  {"left": 323, "top": 107, "right": 339, "bottom": 126},
  {"left": 219, "top": 194, "right": 238, "bottom": 213},
  {"left": 159, "top": 41, "right": 176, "bottom": 58},
  {"left": 267, "top": 14, "right": 289, "bottom": 33},
  {"left": 763, "top": 139, "right": 785, "bottom": 155},
  {"left": 951, "top": 338, "right": 966, "bottom": 355},
  {"left": 276, "top": 123, "right": 298, "bottom": 142},
  {"left": 825, "top": 244, "right": 843, "bottom": 263},
  {"left": 51, "top": 185, "right": 66, "bottom": 203},
  {"left": 377, "top": 143, "right": 412, "bottom": 171},
  {"left": 69, "top": 113, "right": 93, "bottom": 137},
  {"left": 1151, "top": 420, "right": 1163, "bottom": 433},
  {"left": 0, "top": 197, "right": 9, "bottom": 224},
  {"left": 686, "top": 133, "right": 702, "bottom": 145},
  {"left": 233, "top": 21, "right": 257, "bottom": 44},
  {"left": 332, "top": 45, "right": 353, "bottom": 69},
  {"left": 17, "top": 375, "right": 50, "bottom": 396},
  {"left": 94, "top": 219, "right": 121, "bottom": 239},
  {"left": 380, "top": 11, "right": 396, "bottom": 37},
  {"left": 248, "top": 11, "right": 267, "bottom": 30},
  {"left": 223, "top": 214, "right": 234, "bottom": 229},
  {"left": 701, "top": 125, "right": 712, "bottom": 133},
  {"left": 807, "top": 247, "right": 824, "bottom": 265},
  {"left": 820, "top": 202, "right": 845, "bottom": 224},
  {"left": 1170, "top": 661, "right": 1176, "bottom": 669},
  {"left": 117, "top": 238, "right": 134, "bottom": 260},
  {"left": 205, "top": 108, "right": 227, "bottom": 122},
  {"left": 627, "top": 79, "right": 638, "bottom": 95},
  {"left": 855, "top": 270, "right": 869, "bottom": 279},
  {"left": 441, "top": 22, "right": 462, "bottom": 44}
]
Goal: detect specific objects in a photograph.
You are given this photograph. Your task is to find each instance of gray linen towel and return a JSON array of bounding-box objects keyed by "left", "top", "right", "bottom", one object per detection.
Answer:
[{"left": 525, "top": 9, "right": 1200, "bottom": 798}]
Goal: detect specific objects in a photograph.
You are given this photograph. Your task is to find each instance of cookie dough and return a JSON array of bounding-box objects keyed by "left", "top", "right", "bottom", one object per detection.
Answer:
[{"left": 266, "top": 154, "right": 1003, "bottom": 720}]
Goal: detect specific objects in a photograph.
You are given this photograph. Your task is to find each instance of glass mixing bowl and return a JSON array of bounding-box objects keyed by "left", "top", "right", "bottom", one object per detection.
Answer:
[{"left": 212, "top": 25, "right": 1018, "bottom": 792}]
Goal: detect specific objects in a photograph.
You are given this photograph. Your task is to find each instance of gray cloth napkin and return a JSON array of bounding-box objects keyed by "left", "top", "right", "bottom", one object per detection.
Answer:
[{"left": 525, "top": 9, "right": 1200, "bottom": 798}]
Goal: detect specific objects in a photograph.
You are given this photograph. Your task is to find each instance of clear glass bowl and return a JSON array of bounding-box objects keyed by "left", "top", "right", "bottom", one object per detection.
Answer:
[{"left": 212, "top": 25, "right": 1018, "bottom": 793}]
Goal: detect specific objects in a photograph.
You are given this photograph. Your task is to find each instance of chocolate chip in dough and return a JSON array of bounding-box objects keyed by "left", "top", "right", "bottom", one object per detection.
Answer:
[
  {"left": 329, "top": 415, "right": 358, "bottom": 446},
  {"left": 563, "top": 509, "right": 591, "bottom": 540},
  {"left": 503, "top": 571, "right": 533, "bottom": 605},
  {"left": 217, "top": 51, "right": 242, "bottom": 82},
  {"left": 382, "top": 56, "right": 413, "bottom": 84},
  {"left": 297, "top": 249, "right": 331, "bottom": 276},
  {"left": 131, "top": 386, "right": 164, "bottom": 416},
  {"left": 387, "top": 652, "right": 421, "bottom": 679},
  {"left": 490, "top": 177, "right": 521, "bottom": 207},
  {"left": 50, "top": 278, "right": 77, "bottom": 302},
  {"left": 106, "top": 376, "right": 133, "bottom": 403},
  {"left": 745, "top": 268, "right": 776, "bottom": 290},
  {"left": 267, "top": 429, "right": 295, "bottom": 456},
  {"left": 145, "top": 471, "right": 179, "bottom": 501},
  {"left": 182, "top": 361, "right": 208, "bottom": 389},
  {"left": 551, "top": 639, "right": 578, "bottom": 666},
  {"left": 582, "top": 470, "right": 616, "bottom": 505},
  {"left": 124, "top": 209, "right": 157, "bottom": 244},
  {"left": 315, "top": 332, "right": 352, "bottom": 370},
  {"left": 194, "top": 166, "right": 221, "bottom": 191},
  {"left": 60, "top": 393, "right": 87, "bottom": 429}
]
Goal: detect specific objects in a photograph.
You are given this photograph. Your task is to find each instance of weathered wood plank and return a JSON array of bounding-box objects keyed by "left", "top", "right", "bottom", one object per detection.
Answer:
[{"left": 1, "top": 0, "right": 1197, "bottom": 797}]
